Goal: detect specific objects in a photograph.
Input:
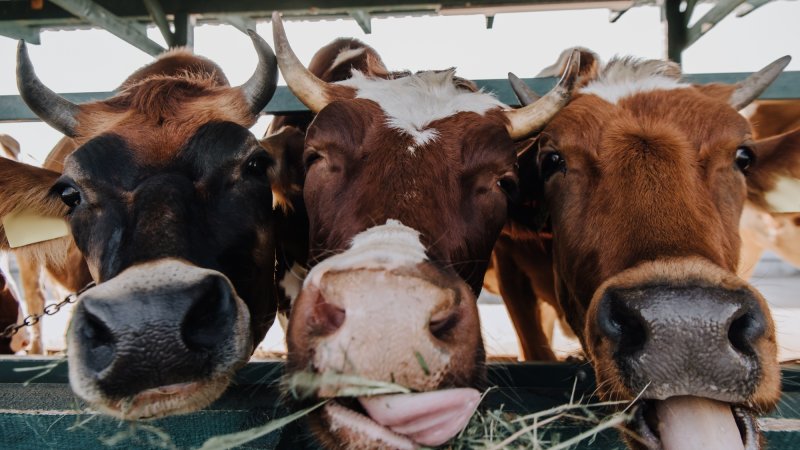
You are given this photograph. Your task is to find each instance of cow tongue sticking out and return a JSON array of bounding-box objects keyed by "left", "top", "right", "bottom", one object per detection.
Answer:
[
  {"left": 655, "top": 397, "right": 745, "bottom": 450},
  {"left": 326, "top": 388, "right": 480, "bottom": 449}
]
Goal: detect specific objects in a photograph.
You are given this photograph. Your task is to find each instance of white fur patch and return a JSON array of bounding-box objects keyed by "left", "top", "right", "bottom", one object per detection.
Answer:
[
  {"left": 330, "top": 47, "right": 367, "bottom": 73},
  {"left": 305, "top": 219, "right": 427, "bottom": 288},
  {"left": 280, "top": 262, "right": 308, "bottom": 307},
  {"left": 582, "top": 76, "right": 690, "bottom": 104},
  {"left": 765, "top": 176, "right": 800, "bottom": 213},
  {"left": 337, "top": 70, "right": 505, "bottom": 145}
]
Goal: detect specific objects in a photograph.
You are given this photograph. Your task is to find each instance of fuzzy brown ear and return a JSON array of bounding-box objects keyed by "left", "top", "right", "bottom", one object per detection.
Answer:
[
  {"left": 746, "top": 126, "right": 800, "bottom": 212},
  {"left": 0, "top": 134, "right": 20, "bottom": 160},
  {"left": 536, "top": 47, "right": 600, "bottom": 88},
  {"left": 0, "top": 158, "right": 71, "bottom": 265}
]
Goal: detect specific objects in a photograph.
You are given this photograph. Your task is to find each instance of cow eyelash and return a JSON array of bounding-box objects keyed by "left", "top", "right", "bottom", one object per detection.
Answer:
[
  {"left": 303, "top": 151, "right": 322, "bottom": 170},
  {"left": 497, "top": 176, "right": 520, "bottom": 202}
]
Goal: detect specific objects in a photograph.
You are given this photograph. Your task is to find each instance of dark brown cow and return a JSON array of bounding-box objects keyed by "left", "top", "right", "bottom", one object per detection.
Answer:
[
  {"left": 272, "top": 12, "right": 578, "bottom": 449},
  {"left": 0, "top": 256, "right": 29, "bottom": 354},
  {"left": 501, "top": 50, "right": 796, "bottom": 448},
  {"left": 0, "top": 34, "right": 279, "bottom": 419}
]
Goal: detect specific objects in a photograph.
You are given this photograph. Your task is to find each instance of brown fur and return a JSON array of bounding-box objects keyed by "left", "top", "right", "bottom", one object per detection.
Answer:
[{"left": 495, "top": 53, "right": 791, "bottom": 419}]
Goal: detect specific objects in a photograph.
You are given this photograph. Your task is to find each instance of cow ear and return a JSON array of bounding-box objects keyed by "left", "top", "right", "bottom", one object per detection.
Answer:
[
  {"left": 537, "top": 47, "right": 600, "bottom": 87},
  {"left": 745, "top": 127, "right": 800, "bottom": 212},
  {"left": 0, "top": 158, "right": 72, "bottom": 266},
  {"left": 261, "top": 125, "right": 306, "bottom": 212}
]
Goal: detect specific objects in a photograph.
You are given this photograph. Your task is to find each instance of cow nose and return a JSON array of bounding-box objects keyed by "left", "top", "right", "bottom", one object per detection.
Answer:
[
  {"left": 71, "top": 269, "right": 241, "bottom": 399},
  {"left": 308, "top": 295, "right": 346, "bottom": 336},
  {"left": 596, "top": 285, "right": 768, "bottom": 400}
]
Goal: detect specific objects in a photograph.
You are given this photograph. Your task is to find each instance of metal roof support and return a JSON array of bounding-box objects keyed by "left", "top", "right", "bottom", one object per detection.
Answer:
[
  {"left": 143, "top": 0, "right": 174, "bottom": 47},
  {"left": 485, "top": 14, "right": 495, "bottom": 28},
  {"left": 663, "top": 0, "right": 688, "bottom": 64},
  {"left": 48, "top": 0, "right": 165, "bottom": 56},
  {"left": 0, "top": 24, "right": 41, "bottom": 44},
  {"left": 736, "top": 0, "right": 773, "bottom": 17},
  {"left": 218, "top": 14, "right": 257, "bottom": 34},
  {"left": 348, "top": 10, "right": 372, "bottom": 34},
  {"left": 173, "top": 11, "right": 194, "bottom": 48},
  {"left": 686, "top": 0, "right": 746, "bottom": 48}
]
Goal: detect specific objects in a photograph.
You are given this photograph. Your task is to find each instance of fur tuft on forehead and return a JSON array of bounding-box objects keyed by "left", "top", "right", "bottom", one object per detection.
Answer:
[
  {"left": 336, "top": 68, "right": 506, "bottom": 145},
  {"left": 582, "top": 57, "right": 689, "bottom": 104}
]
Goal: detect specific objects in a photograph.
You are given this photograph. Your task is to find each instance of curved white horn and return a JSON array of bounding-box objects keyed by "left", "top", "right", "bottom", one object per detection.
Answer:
[
  {"left": 503, "top": 49, "right": 580, "bottom": 140},
  {"left": 729, "top": 56, "right": 791, "bottom": 111},
  {"left": 272, "top": 12, "right": 343, "bottom": 113}
]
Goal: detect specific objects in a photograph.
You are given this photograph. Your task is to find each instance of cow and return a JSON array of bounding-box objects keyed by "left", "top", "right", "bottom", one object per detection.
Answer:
[
  {"left": 0, "top": 33, "right": 279, "bottom": 419},
  {"left": 261, "top": 37, "right": 389, "bottom": 329},
  {"left": 271, "top": 12, "right": 578, "bottom": 449},
  {"left": 0, "top": 254, "right": 29, "bottom": 354},
  {"left": 498, "top": 49, "right": 794, "bottom": 448},
  {"left": 739, "top": 100, "right": 800, "bottom": 277}
]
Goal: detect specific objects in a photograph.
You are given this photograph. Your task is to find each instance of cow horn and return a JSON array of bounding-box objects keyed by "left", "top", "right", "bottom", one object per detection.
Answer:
[
  {"left": 729, "top": 55, "right": 791, "bottom": 110},
  {"left": 272, "top": 11, "right": 339, "bottom": 113},
  {"left": 239, "top": 30, "right": 279, "bottom": 116},
  {"left": 508, "top": 72, "right": 541, "bottom": 106},
  {"left": 503, "top": 49, "right": 580, "bottom": 140},
  {"left": 17, "top": 41, "right": 80, "bottom": 137}
]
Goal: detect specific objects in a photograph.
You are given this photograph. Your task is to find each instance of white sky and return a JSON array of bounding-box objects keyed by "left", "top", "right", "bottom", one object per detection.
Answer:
[{"left": 0, "top": 3, "right": 798, "bottom": 163}]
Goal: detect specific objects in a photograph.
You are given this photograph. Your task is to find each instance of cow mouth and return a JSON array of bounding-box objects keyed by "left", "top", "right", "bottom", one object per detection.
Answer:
[
  {"left": 101, "top": 375, "right": 230, "bottom": 420},
  {"left": 630, "top": 397, "right": 757, "bottom": 450},
  {"left": 320, "top": 388, "right": 481, "bottom": 449}
]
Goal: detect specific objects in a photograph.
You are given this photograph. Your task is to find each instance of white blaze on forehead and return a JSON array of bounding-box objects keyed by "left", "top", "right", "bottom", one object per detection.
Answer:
[
  {"left": 337, "top": 69, "right": 506, "bottom": 146},
  {"left": 581, "top": 58, "right": 690, "bottom": 104},
  {"left": 305, "top": 219, "right": 427, "bottom": 288},
  {"left": 329, "top": 47, "right": 367, "bottom": 72}
]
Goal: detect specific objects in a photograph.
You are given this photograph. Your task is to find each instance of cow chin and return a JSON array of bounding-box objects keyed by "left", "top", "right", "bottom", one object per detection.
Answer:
[
  {"left": 584, "top": 257, "right": 780, "bottom": 449},
  {"left": 66, "top": 259, "right": 253, "bottom": 420}
]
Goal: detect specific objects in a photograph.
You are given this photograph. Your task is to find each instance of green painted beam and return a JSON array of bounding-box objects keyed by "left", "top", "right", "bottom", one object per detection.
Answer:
[
  {"left": 0, "top": 358, "right": 798, "bottom": 449},
  {"left": 0, "top": 24, "right": 41, "bottom": 45},
  {"left": 686, "top": 0, "right": 747, "bottom": 48},
  {"left": 218, "top": 14, "right": 258, "bottom": 34},
  {"left": 47, "top": 0, "right": 166, "bottom": 56},
  {"left": 172, "top": 11, "right": 194, "bottom": 48},
  {"left": 348, "top": 9, "right": 372, "bottom": 34},
  {"left": 143, "top": 0, "right": 175, "bottom": 47},
  {"left": 736, "top": 0, "right": 774, "bottom": 17},
  {"left": 1, "top": 71, "right": 799, "bottom": 123}
]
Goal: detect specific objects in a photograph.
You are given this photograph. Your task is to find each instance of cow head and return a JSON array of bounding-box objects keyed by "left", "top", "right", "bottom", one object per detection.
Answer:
[
  {"left": 272, "top": 12, "right": 577, "bottom": 448},
  {"left": 511, "top": 50, "right": 794, "bottom": 448},
  {"left": 0, "top": 33, "right": 278, "bottom": 419}
]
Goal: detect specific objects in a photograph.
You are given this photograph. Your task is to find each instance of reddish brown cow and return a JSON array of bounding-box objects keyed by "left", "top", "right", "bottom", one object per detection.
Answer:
[
  {"left": 272, "top": 12, "right": 578, "bottom": 449},
  {"left": 500, "top": 50, "right": 795, "bottom": 448},
  {"left": 0, "top": 34, "right": 279, "bottom": 419},
  {"left": 0, "top": 255, "right": 29, "bottom": 354}
]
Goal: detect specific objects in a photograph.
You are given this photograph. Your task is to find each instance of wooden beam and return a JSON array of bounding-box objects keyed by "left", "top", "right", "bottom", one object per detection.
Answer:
[
  {"left": 348, "top": 9, "right": 372, "bottom": 34},
  {"left": 663, "top": 0, "right": 687, "bottom": 64},
  {"left": 736, "top": 0, "right": 773, "bottom": 17},
  {"left": 0, "top": 24, "right": 41, "bottom": 44},
  {"left": 142, "top": 0, "right": 174, "bottom": 47},
  {"left": 218, "top": 14, "right": 257, "bottom": 34},
  {"left": 48, "top": 0, "right": 165, "bottom": 56},
  {"left": 686, "top": 0, "right": 746, "bottom": 48},
  {"left": 172, "top": 11, "right": 194, "bottom": 48}
]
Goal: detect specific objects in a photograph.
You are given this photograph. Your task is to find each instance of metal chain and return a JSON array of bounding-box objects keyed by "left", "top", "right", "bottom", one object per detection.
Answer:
[{"left": 0, "top": 281, "right": 96, "bottom": 339}]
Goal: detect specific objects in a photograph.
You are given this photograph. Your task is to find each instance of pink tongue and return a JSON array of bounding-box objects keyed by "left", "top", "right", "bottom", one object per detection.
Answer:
[
  {"left": 359, "top": 388, "right": 481, "bottom": 447},
  {"left": 656, "top": 396, "right": 744, "bottom": 450}
]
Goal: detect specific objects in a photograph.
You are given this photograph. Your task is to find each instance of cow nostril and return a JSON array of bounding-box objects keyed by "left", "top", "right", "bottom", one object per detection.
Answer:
[
  {"left": 728, "top": 309, "right": 766, "bottom": 356},
  {"left": 182, "top": 277, "right": 236, "bottom": 352},
  {"left": 82, "top": 311, "right": 115, "bottom": 373},
  {"left": 598, "top": 294, "right": 647, "bottom": 356},
  {"left": 310, "top": 297, "right": 345, "bottom": 336}
]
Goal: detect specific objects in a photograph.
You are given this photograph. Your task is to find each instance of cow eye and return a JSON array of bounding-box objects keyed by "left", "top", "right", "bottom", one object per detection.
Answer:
[
  {"left": 304, "top": 151, "right": 322, "bottom": 170},
  {"left": 735, "top": 147, "right": 755, "bottom": 172},
  {"left": 245, "top": 154, "right": 271, "bottom": 177},
  {"left": 540, "top": 151, "right": 566, "bottom": 180},
  {"left": 59, "top": 186, "right": 81, "bottom": 208},
  {"left": 497, "top": 177, "right": 519, "bottom": 201}
]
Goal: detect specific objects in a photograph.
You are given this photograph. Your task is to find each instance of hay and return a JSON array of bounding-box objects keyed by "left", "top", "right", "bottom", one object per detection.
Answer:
[{"left": 284, "top": 370, "right": 412, "bottom": 400}]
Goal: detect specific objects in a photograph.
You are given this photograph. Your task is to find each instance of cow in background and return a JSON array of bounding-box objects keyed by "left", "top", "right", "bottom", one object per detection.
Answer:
[
  {"left": 272, "top": 12, "right": 578, "bottom": 449},
  {"left": 499, "top": 49, "right": 793, "bottom": 448},
  {"left": 0, "top": 33, "right": 279, "bottom": 419}
]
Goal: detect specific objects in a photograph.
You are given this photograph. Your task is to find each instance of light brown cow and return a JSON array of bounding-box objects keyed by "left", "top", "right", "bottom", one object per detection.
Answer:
[
  {"left": 271, "top": 12, "right": 578, "bottom": 449},
  {"left": 501, "top": 50, "right": 795, "bottom": 448},
  {"left": 0, "top": 34, "right": 279, "bottom": 419}
]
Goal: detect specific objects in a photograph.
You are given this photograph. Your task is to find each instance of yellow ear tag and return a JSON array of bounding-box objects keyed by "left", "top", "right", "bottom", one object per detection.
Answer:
[
  {"left": 2, "top": 209, "right": 69, "bottom": 248},
  {"left": 765, "top": 176, "right": 800, "bottom": 213}
]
